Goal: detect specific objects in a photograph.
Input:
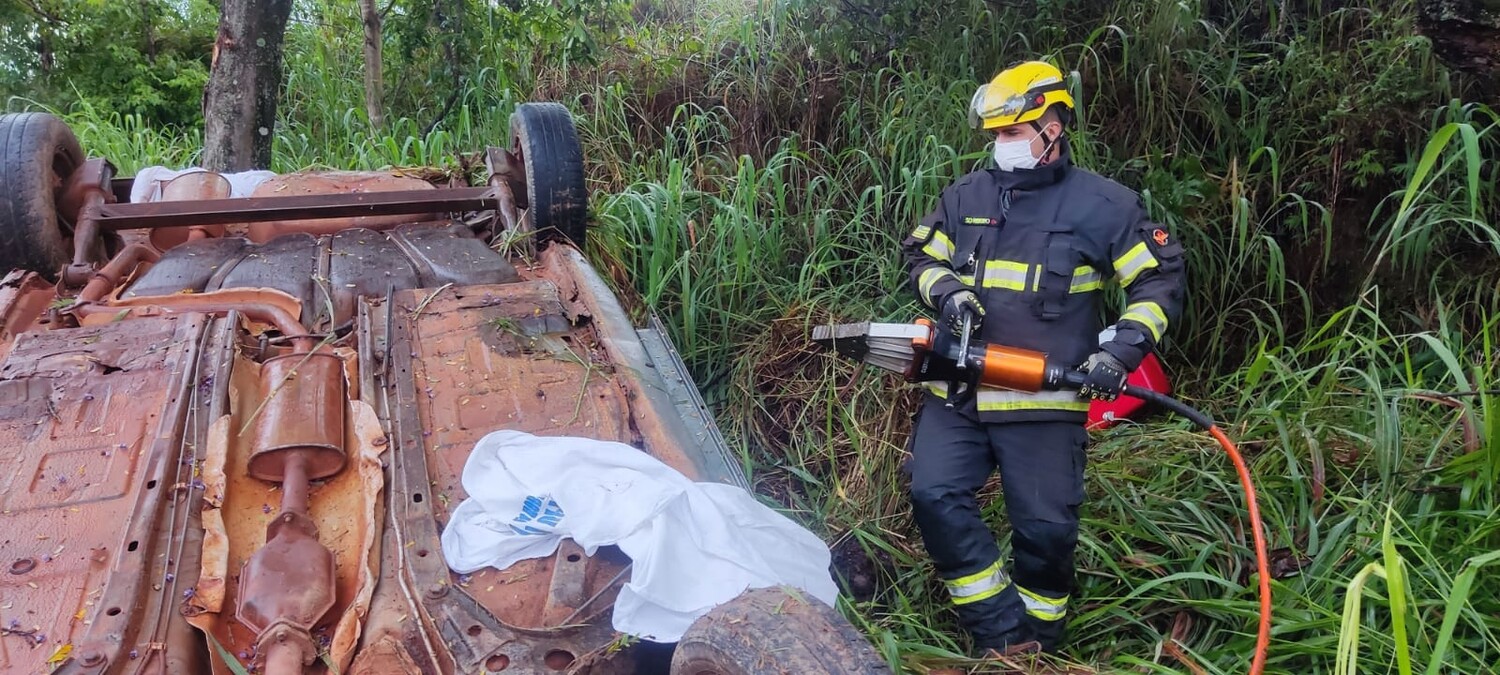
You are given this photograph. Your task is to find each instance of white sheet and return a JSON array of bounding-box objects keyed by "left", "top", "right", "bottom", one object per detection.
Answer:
[
  {"left": 439, "top": 430, "right": 838, "bottom": 642},
  {"left": 128, "top": 166, "right": 275, "bottom": 203}
]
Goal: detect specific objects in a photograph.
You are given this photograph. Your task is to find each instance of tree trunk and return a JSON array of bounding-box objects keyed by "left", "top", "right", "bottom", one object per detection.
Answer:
[
  {"left": 140, "top": 0, "right": 156, "bottom": 63},
  {"left": 202, "top": 0, "right": 294, "bottom": 172},
  {"left": 360, "top": 0, "right": 384, "bottom": 131}
]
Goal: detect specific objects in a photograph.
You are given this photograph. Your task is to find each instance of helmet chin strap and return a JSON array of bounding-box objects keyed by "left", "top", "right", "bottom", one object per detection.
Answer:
[{"left": 1029, "top": 120, "right": 1061, "bottom": 164}]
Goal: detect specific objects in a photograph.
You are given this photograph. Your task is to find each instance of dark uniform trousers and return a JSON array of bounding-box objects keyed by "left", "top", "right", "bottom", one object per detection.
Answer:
[{"left": 907, "top": 393, "right": 1086, "bottom": 651}]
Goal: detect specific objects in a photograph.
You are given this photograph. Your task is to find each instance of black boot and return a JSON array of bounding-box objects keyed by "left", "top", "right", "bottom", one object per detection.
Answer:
[{"left": 1023, "top": 614, "right": 1068, "bottom": 653}]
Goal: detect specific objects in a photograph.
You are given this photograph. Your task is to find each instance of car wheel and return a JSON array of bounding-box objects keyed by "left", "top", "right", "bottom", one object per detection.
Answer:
[
  {"left": 0, "top": 112, "right": 85, "bottom": 279},
  {"left": 508, "top": 102, "right": 588, "bottom": 248},
  {"left": 670, "top": 587, "right": 893, "bottom": 675}
]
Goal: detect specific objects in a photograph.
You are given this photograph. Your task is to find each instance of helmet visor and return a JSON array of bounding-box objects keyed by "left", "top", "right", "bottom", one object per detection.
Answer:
[
  {"left": 967, "top": 81, "right": 1068, "bottom": 129},
  {"left": 968, "top": 84, "right": 1031, "bottom": 129}
]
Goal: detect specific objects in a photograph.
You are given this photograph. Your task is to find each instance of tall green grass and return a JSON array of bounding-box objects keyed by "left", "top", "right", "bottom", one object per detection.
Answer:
[{"left": 15, "top": 0, "right": 1498, "bottom": 671}]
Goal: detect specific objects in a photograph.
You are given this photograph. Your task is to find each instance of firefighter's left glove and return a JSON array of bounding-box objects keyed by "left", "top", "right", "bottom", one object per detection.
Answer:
[
  {"left": 1078, "top": 351, "right": 1128, "bottom": 401},
  {"left": 939, "top": 290, "right": 985, "bottom": 336}
]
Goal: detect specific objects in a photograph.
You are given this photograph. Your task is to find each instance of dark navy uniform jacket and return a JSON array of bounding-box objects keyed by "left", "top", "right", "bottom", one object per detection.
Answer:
[{"left": 902, "top": 139, "right": 1187, "bottom": 423}]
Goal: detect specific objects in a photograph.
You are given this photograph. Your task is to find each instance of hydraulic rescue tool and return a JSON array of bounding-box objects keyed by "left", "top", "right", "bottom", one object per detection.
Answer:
[{"left": 812, "top": 314, "right": 1273, "bottom": 675}]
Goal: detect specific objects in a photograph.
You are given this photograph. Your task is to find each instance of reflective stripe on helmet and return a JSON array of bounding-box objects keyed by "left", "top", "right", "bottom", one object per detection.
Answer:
[{"left": 972, "top": 71, "right": 1080, "bottom": 130}]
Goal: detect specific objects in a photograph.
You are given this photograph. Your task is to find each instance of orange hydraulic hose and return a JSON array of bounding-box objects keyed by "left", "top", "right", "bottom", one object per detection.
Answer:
[
  {"left": 1081, "top": 375, "right": 1273, "bottom": 673},
  {"left": 1209, "top": 425, "right": 1271, "bottom": 675}
]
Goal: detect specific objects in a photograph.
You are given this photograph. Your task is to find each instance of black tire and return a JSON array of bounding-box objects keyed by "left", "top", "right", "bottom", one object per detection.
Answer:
[
  {"left": 0, "top": 112, "right": 84, "bottom": 279},
  {"left": 508, "top": 102, "right": 588, "bottom": 247},
  {"left": 670, "top": 587, "right": 892, "bottom": 675}
]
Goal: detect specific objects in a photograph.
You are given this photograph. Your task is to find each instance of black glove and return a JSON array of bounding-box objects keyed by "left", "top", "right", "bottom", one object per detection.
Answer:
[
  {"left": 939, "top": 290, "right": 984, "bottom": 335},
  {"left": 1078, "top": 351, "right": 1128, "bottom": 401}
]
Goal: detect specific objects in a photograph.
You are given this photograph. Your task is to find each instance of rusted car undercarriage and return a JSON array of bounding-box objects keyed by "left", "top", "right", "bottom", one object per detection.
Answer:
[{"left": 0, "top": 107, "right": 888, "bottom": 675}]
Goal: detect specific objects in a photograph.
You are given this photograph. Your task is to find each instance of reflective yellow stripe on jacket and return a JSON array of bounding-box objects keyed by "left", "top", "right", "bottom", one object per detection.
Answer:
[
  {"left": 982, "top": 260, "right": 1029, "bottom": 291},
  {"left": 922, "top": 230, "right": 956, "bottom": 262},
  {"left": 1069, "top": 266, "right": 1102, "bottom": 293},
  {"left": 981, "top": 261, "right": 1103, "bottom": 294},
  {"left": 918, "top": 268, "right": 960, "bottom": 306},
  {"left": 1121, "top": 301, "right": 1169, "bottom": 341},
  {"left": 1113, "top": 242, "right": 1159, "bottom": 286},
  {"left": 925, "top": 383, "right": 1091, "bottom": 413}
]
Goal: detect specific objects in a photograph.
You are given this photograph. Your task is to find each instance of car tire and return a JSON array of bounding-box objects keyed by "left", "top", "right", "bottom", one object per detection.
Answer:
[
  {"left": 669, "top": 586, "right": 892, "bottom": 675},
  {"left": 0, "top": 112, "right": 85, "bottom": 279},
  {"left": 508, "top": 102, "right": 588, "bottom": 248}
]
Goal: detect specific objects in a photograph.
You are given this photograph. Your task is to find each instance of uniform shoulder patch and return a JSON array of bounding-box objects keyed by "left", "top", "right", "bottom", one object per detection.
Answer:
[{"left": 1139, "top": 223, "right": 1183, "bottom": 260}]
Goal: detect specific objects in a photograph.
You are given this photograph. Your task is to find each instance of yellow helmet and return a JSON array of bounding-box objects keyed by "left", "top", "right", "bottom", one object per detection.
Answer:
[{"left": 968, "top": 61, "right": 1075, "bottom": 130}]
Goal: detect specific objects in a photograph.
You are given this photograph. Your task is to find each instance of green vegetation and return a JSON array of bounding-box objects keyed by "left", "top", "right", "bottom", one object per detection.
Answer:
[
  {"left": 0, "top": 0, "right": 218, "bottom": 128},
  {"left": 6, "top": 0, "right": 1497, "bottom": 672}
]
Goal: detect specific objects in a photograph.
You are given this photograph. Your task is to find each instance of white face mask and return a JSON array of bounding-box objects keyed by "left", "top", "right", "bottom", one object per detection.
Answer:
[
  {"left": 992, "top": 137, "right": 1040, "bottom": 171},
  {"left": 991, "top": 124, "right": 1059, "bottom": 171}
]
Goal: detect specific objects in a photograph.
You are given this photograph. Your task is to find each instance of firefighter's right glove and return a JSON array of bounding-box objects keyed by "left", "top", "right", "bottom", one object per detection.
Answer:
[
  {"left": 939, "top": 290, "right": 985, "bottom": 336},
  {"left": 1078, "top": 351, "right": 1128, "bottom": 401}
]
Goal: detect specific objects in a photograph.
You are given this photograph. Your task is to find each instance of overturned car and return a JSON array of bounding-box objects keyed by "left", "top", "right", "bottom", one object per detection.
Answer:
[{"left": 0, "top": 107, "right": 888, "bottom": 675}]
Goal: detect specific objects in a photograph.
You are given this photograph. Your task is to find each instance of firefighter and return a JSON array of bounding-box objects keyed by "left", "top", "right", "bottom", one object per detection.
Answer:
[{"left": 900, "top": 61, "right": 1187, "bottom": 655}]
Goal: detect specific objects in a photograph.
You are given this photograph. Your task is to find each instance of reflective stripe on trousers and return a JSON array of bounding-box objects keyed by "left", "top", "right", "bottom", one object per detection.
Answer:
[
  {"left": 945, "top": 559, "right": 1011, "bottom": 605},
  {"left": 1017, "top": 585, "right": 1068, "bottom": 621}
]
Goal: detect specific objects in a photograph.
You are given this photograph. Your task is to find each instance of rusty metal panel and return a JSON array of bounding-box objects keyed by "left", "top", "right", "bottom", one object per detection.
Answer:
[
  {"left": 122, "top": 237, "right": 251, "bottom": 300},
  {"left": 389, "top": 223, "right": 519, "bottom": 288},
  {"left": 0, "top": 315, "right": 207, "bottom": 674},
  {"left": 1, "top": 316, "right": 177, "bottom": 380},
  {"left": 121, "top": 224, "right": 516, "bottom": 332},
  {"left": 245, "top": 172, "right": 440, "bottom": 241},
  {"left": 405, "top": 282, "right": 634, "bottom": 627},
  {"left": 0, "top": 271, "right": 55, "bottom": 364},
  {"left": 217, "top": 234, "right": 322, "bottom": 326},
  {"left": 328, "top": 228, "right": 421, "bottom": 325},
  {"left": 538, "top": 246, "right": 743, "bottom": 485}
]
